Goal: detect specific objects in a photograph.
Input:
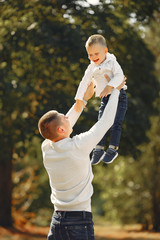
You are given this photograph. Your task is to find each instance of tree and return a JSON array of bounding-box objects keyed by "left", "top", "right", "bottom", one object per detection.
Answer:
[{"left": 137, "top": 11, "right": 160, "bottom": 231}]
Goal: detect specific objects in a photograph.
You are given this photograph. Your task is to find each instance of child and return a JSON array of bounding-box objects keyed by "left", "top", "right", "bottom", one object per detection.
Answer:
[{"left": 74, "top": 34, "right": 127, "bottom": 164}]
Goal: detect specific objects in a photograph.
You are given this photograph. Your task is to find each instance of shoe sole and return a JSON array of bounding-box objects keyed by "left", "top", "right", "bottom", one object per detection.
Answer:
[
  {"left": 102, "top": 152, "right": 118, "bottom": 164},
  {"left": 92, "top": 152, "right": 106, "bottom": 165}
]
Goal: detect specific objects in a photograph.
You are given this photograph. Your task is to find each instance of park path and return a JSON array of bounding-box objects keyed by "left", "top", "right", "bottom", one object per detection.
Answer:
[
  {"left": 0, "top": 224, "right": 160, "bottom": 240},
  {"left": 94, "top": 224, "right": 160, "bottom": 239}
]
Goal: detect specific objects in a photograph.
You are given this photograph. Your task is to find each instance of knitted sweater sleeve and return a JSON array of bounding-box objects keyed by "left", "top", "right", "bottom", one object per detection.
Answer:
[{"left": 66, "top": 100, "right": 87, "bottom": 128}]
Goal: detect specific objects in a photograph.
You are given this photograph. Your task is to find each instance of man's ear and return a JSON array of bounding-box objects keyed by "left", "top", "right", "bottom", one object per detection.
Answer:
[
  {"left": 105, "top": 47, "right": 108, "bottom": 54},
  {"left": 57, "top": 126, "right": 65, "bottom": 134}
]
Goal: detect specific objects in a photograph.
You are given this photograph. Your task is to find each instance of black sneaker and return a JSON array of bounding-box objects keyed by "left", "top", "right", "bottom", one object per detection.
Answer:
[
  {"left": 91, "top": 149, "right": 105, "bottom": 165},
  {"left": 102, "top": 148, "right": 118, "bottom": 164}
]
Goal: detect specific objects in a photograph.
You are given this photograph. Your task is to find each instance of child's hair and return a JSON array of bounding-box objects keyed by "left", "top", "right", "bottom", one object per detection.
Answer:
[{"left": 85, "top": 34, "right": 107, "bottom": 49}]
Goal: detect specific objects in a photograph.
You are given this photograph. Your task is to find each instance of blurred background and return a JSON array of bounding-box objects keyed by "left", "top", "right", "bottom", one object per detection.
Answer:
[{"left": 0, "top": 0, "right": 160, "bottom": 233}]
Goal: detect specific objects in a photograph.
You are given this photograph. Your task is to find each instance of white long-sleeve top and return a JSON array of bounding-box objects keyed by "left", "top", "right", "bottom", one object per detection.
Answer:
[
  {"left": 41, "top": 89, "right": 120, "bottom": 212},
  {"left": 75, "top": 52, "right": 126, "bottom": 100}
]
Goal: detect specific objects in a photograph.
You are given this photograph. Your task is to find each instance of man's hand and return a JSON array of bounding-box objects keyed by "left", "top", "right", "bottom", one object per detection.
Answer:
[
  {"left": 83, "top": 82, "right": 94, "bottom": 101},
  {"left": 74, "top": 99, "right": 85, "bottom": 112},
  {"left": 104, "top": 74, "right": 110, "bottom": 83},
  {"left": 99, "top": 85, "right": 113, "bottom": 98},
  {"left": 116, "top": 76, "right": 127, "bottom": 91},
  {"left": 74, "top": 82, "right": 94, "bottom": 112},
  {"left": 99, "top": 74, "right": 112, "bottom": 98}
]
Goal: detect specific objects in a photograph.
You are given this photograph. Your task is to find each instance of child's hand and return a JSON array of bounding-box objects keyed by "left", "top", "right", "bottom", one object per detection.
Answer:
[
  {"left": 99, "top": 85, "right": 113, "bottom": 98},
  {"left": 74, "top": 99, "right": 85, "bottom": 112},
  {"left": 116, "top": 76, "right": 127, "bottom": 91}
]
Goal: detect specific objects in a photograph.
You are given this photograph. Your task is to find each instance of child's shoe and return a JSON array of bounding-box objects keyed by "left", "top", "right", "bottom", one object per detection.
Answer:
[
  {"left": 91, "top": 149, "right": 105, "bottom": 165},
  {"left": 102, "top": 148, "right": 118, "bottom": 164}
]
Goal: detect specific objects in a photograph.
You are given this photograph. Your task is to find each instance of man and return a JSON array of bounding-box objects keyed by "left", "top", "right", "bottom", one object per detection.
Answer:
[{"left": 38, "top": 80, "right": 125, "bottom": 240}]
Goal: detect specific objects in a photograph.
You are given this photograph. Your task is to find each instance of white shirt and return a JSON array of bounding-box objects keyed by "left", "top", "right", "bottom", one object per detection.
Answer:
[
  {"left": 75, "top": 52, "right": 126, "bottom": 100},
  {"left": 41, "top": 89, "right": 120, "bottom": 212}
]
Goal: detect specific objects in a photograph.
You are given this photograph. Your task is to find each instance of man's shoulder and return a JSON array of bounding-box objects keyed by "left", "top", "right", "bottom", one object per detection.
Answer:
[{"left": 42, "top": 139, "right": 51, "bottom": 151}]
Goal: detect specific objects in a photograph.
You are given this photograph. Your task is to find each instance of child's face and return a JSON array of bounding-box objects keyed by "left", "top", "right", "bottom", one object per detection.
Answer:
[{"left": 87, "top": 44, "right": 108, "bottom": 65}]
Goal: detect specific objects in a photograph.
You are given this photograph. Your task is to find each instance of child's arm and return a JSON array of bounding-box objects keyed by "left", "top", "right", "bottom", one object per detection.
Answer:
[
  {"left": 99, "top": 58, "right": 124, "bottom": 98},
  {"left": 74, "top": 82, "right": 95, "bottom": 111},
  {"left": 66, "top": 83, "right": 94, "bottom": 127},
  {"left": 100, "top": 74, "right": 126, "bottom": 98},
  {"left": 75, "top": 64, "right": 94, "bottom": 101},
  {"left": 107, "top": 60, "right": 124, "bottom": 88}
]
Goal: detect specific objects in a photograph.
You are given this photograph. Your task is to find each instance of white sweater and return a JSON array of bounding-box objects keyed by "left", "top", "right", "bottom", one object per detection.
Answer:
[
  {"left": 75, "top": 52, "right": 126, "bottom": 100},
  {"left": 41, "top": 89, "right": 120, "bottom": 212}
]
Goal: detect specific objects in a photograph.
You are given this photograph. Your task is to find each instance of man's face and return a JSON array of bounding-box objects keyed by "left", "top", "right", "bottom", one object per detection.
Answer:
[
  {"left": 87, "top": 43, "right": 108, "bottom": 65},
  {"left": 58, "top": 113, "right": 73, "bottom": 136}
]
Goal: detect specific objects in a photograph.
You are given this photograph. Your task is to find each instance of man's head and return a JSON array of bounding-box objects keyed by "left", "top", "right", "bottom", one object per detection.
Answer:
[
  {"left": 38, "top": 110, "right": 72, "bottom": 142},
  {"left": 85, "top": 34, "right": 108, "bottom": 65}
]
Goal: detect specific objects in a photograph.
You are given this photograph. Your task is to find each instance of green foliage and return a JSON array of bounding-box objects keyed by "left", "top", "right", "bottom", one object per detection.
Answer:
[
  {"left": 136, "top": 13, "right": 160, "bottom": 231},
  {"left": 92, "top": 157, "right": 152, "bottom": 224},
  {"left": 138, "top": 116, "right": 160, "bottom": 231},
  {"left": 112, "top": 0, "right": 160, "bottom": 24}
]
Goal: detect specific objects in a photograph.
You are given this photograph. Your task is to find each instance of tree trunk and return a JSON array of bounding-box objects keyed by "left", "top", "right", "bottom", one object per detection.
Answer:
[
  {"left": 152, "top": 191, "right": 160, "bottom": 231},
  {"left": 0, "top": 159, "right": 12, "bottom": 227},
  {"left": 151, "top": 150, "right": 160, "bottom": 232}
]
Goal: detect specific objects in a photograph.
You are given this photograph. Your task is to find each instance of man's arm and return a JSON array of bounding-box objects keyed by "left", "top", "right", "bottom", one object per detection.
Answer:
[
  {"left": 99, "top": 74, "right": 112, "bottom": 98},
  {"left": 74, "top": 80, "right": 126, "bottom": 153},
  {"left": 66, "top": 82, "right": 94, "bottom": 128}
]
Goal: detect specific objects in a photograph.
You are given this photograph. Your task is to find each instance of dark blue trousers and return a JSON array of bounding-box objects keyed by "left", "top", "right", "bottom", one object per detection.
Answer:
[
  {"left": 98, "top": 89, "right": 127, "bottom": 147},
  {"left": 47, "top": 211, "right": 95, "bottom": 240}
]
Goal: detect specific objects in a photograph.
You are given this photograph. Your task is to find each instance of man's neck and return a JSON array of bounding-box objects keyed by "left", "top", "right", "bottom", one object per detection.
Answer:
[{"left": 52, "top": 135, "right": 69, "bottom": 143}]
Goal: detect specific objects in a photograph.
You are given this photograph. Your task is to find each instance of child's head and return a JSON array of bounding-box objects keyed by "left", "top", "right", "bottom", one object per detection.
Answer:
[{"left": 85, "top": 34, "right": 108, "bottom": 65}]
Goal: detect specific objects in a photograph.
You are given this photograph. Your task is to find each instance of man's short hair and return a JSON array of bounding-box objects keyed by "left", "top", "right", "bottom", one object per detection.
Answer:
[
  {"left": 85, "top": 34, "right": 107, "bottom": 49},
  {"left": 38, "top": 110, "right": 60, "bottom": 140}
]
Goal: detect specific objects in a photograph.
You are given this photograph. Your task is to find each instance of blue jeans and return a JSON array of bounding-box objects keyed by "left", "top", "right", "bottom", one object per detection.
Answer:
[
  {"left": 47, "top": 211, "right": 95, "bottom": 240},
  {"left": 98, "top": 89, "right": 127, "bottom": 147}
]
